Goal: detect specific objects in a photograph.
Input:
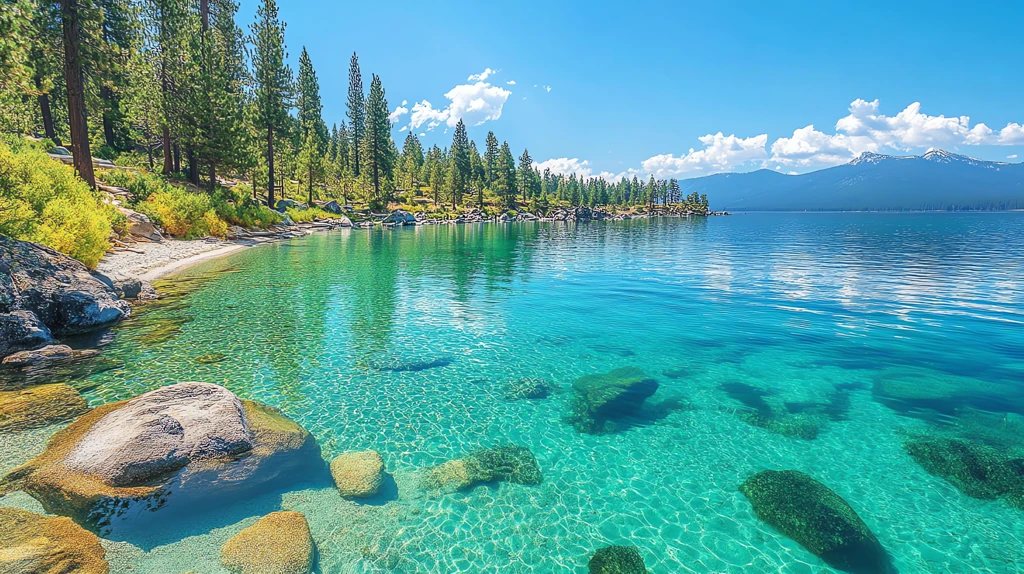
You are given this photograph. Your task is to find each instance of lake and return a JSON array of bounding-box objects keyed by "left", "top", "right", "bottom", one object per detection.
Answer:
[{"left": 8, "top": 213, "right": 1024, "bottom": 573}]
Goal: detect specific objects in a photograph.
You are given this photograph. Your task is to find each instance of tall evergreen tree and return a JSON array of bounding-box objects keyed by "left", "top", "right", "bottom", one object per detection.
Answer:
[
  {"left": 518, "top": 148, "right": 533, "bottom": 202},
  {"left": 295, "top": 46, "right": 326, "bottom": 146},
  {"left": 359, "top": 73, "right": 391, "bottom": 209},
  {"left": 249, "top": 0, "right": 292, "bottom": 207},
  {"left": 497, "top": 141, "right": 516, "bottom": 207},
  {"left": 450, "top": 119, "right": 470, "bottom": 208},
  {"left": 60, "top": 0, "right": 94, "bottom": 187},
  {"left": 346, "top": 52, "right": 364, "bottom": 177},
  {"left": 484, "top": 130, "right": 499, "bottom": 186}
]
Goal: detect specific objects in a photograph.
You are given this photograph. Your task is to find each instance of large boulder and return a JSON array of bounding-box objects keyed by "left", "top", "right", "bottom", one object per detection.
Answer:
[
  {"left": 588, "top": 545, "right": 647, "bottom": 574},
  {"left": 221, "top": 511, "right": 314, "bottom": 574},
  {"left": 904, "top": 437, "right": 1024, "bottom": 508},
  {"left": 321, "top": 200, "right": 342, "bottom": 214},
  {"left": 0, "top": 382, "right": 322, "bottom": 534},
  {"left": 0, "top": 383, "right": 89, "bottom": 433},
  {"left": 330, "top": 450, "right": 385, "bottom": 498},
  {"left": 872, "top": 369, "right": 1024, "bottom": 416},
  {"left": 422, "top": 445, "right": 542, "bottom": 492},
  {"left": 382, "top": 209, "right": 416, "bottom": 225},
  {"left": 0, "top": 311, "right": 54, "bottom": 357},
  {"left": 0, "top": 236, "right": 130, "bottom": 337},
  {"left": 567, "top": 367, "right": 658, "bottom": 433},
  {"left": 117, "top": 207, "right": 162, "bottom": 242},
  {"left": 739, "top": 470, "right": 891, "bottom": 574},
  {"left": 0, "top": 507, "right": 109, "bottom": 574},
  {"left": 275, "top": 199, "right": 307, "bottom": 213}
]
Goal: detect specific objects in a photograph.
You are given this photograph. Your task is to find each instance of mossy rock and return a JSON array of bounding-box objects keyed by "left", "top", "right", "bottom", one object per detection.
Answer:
[
  {"left": 872, "top": 369, "right": 1024, "bottom": 416},
  {"left": 904, "top": 437, "right": 1024, "bottom": 503},
  {"left": 221, "top": 511, "right": 314, "bottom": 574},
  {"left": 588, "top": 545, "right": 647, "bottom": 573},
  {"left": 330, "top": 450, "right": 385, "bottom": 498},
  {"left": 422, "top": 445, "right": 542, "bottom": 492},
  {"left": 740, "top": 470, "right": 891, "bottom": 574},
  {"left": 0, "top": 383, "right": 89, "bottom": 433},
  {"left": 505, "top": 378, "right": 559, "bottom": 400},
  {"left": 568, "top": 367, "right": 659, "bottom": 433},
  {"left": 737, "top": 411, "right": 820, "bottom": 440},
  {"left": 0, "top": 507, "right": 109, "bottom": 574}
]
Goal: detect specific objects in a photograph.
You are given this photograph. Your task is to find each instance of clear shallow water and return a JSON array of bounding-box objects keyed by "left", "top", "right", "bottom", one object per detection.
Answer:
[{"left": 5, "top": 213, "right": 1024, "bottom": 573}]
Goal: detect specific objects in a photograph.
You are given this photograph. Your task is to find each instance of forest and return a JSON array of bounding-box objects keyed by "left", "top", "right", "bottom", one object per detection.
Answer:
[{"left": 0, "top": 0, "right": 710, "bottom": 266}]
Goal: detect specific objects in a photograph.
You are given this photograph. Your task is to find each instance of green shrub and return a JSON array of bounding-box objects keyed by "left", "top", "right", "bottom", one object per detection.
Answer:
[
  {"left": 285, "top": 206, "right": 330, "bottom": 223},
  {"left": 137, "top": 186, "right": 226, "bottom": 239},
  {"left": 211, "top": 188, "right": 281, "bottom": 229},
  {"left": 0, "top": 138, "right": 115, "bottom": 268},
  {"left": 99, "top": 168, "right": 166, "bottom": 203}
]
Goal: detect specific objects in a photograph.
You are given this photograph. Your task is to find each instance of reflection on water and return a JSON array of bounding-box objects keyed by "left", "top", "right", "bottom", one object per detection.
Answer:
[{"left": 5, "top": 213, "right": 1024, "bottom": 573}]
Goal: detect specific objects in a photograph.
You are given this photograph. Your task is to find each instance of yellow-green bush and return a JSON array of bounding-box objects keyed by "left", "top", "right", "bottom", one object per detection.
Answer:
[
  {"left": 137, "top": 187, "right": 227, "bottom": 239},
  {"left": 285, "top": 206, "right": 332, "bottom": 223},
  {"left": 0, "top": 138, "right": 115, "bottom": 268}
]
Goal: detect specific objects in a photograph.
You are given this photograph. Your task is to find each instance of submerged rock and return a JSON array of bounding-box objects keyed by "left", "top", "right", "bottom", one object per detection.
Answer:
[
  {"left": 740, "top": 470, "right": 891, "bottom": 574},
  {"left": 0, "top": 311, "right": 54, "bottom": 357},
  {"left": 588, "top": 545, "right": 647, "bottom": 574},
  {"left": 221, "top": 511, "right": 314, "bottom": 574},
  {"left": 0, "top": 507, "right": 109, "bottom": 574},
  {"left": 422, "top": 445, "right": 542, "bottom": 492},
  {"left": 904, "top": 437, "right": 1024, "bottom": 507},
  {"left": 504, "top": 377, "right": 559, "bottom": 400},
  {"left": 0, "top": 236, "right": 130, "bottom": 337},
  {"left": 721, "top": 382, "right": 828, "bottom": 440},
  {"left": 113, "top": 278, "right": 158, "bottom": 301},
  {"left": 0, "top": 383, "right": 89, "bottom": 433},
  {"left": 0, "top": 382, "right": 321, "bottom": 533},
  {"left": 567, "top": 367, "right": 658, "bottom": 433},
  {"left": 736, "top": 411, "right": 820, "bottom": 440},
  {"left": 872, "top": 369, "right": 1024, "bottom": 416},
  {"left": 330, "top": 450, "right": 385, "bottom": 498},
  {"left": 1, "top": 344, "right": 75, "bottom": 366}
]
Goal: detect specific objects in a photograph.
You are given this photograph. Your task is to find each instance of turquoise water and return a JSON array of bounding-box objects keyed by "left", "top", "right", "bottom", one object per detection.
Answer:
[{"left": 8, "top": 213, "right": 1024, "bottom": 573}]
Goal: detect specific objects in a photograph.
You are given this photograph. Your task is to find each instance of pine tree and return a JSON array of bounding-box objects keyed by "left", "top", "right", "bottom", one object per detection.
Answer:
[
  {"left": 59, "top": 0, "right": 95, "bottom": 187},
  {"left": 249, "top": 0, "right": 292, "bottom": 208},
  {"left": 497, "top": 141, "right": 516, "bottom": 207},
  {"left": 518, "top": 148, "right": 533, "bottom": 202},
  {"left": 484, "top": 130, "right": 499, "bottom": 186},
  {"left": 298, "top": 129, "right": 323, "bottom": 204},
  {"left": 295, "top": 46, "right": 326, "bottom": 147},
  {"left": 360, "top": 73, "right": 391, "bottom": 209},
  {"left": 450, "top": 119, "right": 470, "bottom": 208},
  {"left": 346, "top": 52, "right": 364, "bottom": 177}
]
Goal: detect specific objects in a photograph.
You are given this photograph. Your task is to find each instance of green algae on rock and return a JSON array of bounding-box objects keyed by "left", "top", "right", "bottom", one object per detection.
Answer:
[
  {"left": 0, "top": 382, "right": 323, "bottom": 534},
  {"left": 588, "top": 545, "right": 648, "bottom": 573},
  {"left": 504, "top": 377, "right": 560, "bottom": 400},
  {"left": 0, "top": 383, "right": 89, "bottom": 433},
  {"left": 736, "top": 410, "right": 820, "bottom": 440},
  {"left": 904, "top": 437, "right": 1024, "bottom": 508},
  {"left": 567, "top": 367, "right": 659, "bottom": 433},
  {"left": 739, "top": 470, "right": 891, "bottom": 574},
  {"left": 221, "top": 510, "right": 315, "bottom": 574},
  {"left": 330, "top": 449, "right": 385, "bottom": 498},
  {"left": 0, "top": 507, "right": 109, "bottom": 574},
  {"left": 422, "top": 445, "right": 542, "bottom": 492}
]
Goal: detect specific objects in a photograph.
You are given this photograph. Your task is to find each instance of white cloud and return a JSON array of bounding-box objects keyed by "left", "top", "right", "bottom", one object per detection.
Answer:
[
  {"left": 399, "top": 126, "right": 407, "bottom": 132},
  {"left": 641, "top": 133, "right": 769, "bottom": 178},
  {"left": 388, "top": 105, "right": 409, "bottom": 124},
  {"left": 419, "top": 132, "right": 426, "bottom": 137},
  {"left": 467, "top": 68, "right": 498, "bottom": 81},
  {"left": 769, "top": 99, "right": 1024, "bottom": 168},
  {"left": 408, "top": 80, "right": 511, "bottom": 131},
  {"left": 1010, "top": 154, "right": 1019, "bottom": 159},
  {"left": 534, "top": 157, "right": 625, "bottom": 182},
  {"left": 543, "top": 85, "right": 552, "bottom": 92},
  {"left": 401, "top": 100, "right": 407, "bottom": 106},
  {"left": 507, "top": 80, "right": 516, "bottom": 85}
]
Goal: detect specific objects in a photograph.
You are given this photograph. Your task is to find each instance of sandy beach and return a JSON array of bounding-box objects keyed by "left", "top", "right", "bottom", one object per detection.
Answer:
[{"left": 96, "top": 239, "right": 252, "bottom": 282}]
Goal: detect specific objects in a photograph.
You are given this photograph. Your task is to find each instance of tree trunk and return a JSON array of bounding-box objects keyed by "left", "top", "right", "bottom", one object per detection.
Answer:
[
  {"left": 208, "top": 163, "right": 216, "bottom": 193},
  {"left": 60, "top": 0, "right": 94, "bottom": 187},
  {"left": 162, "top": 124, "right": 172, "bottom": 174},
  {"left": 100, "top": 84, "right": 116, "bottom": 149},
  {"left": 267, "top": 126, "right": 275, "bottom": 208},
  {"left": 35, "top": 76, "right": 56, "bottom": 143},
  {"left": 187, "top": 147, "right": 198, "bottom": 186},
  {"left": 146, "top": 142, "right": 154, "bottom": 169},
  {"left": 173, "top": 143, "right": 181, "bottom": 173}
]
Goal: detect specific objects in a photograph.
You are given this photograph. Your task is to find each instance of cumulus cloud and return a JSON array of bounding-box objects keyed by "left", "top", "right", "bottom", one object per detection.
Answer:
[
  {"left": 507, "top": 80, "right": 516, "bottom": 85},
  {"left": 641, "top": 133, "right": 769, "bottom": 178},
  {"left": 533, "top": 157, "right": 625, "bottom": 182},
  {"left": 1010, "top": 154, "right": 1019, "bottom": 159},
  {"left": 768, "top": 99, "right": 1024, "bottom": 168},
  {"left": 468, "top": 68, "right": 498, "bottom": 81},
  {"left": 407, "top": 81, "right": 511, "bottom": 131},
  {"left": 388, "top": 105, "right": 408, "bottom": 124}
]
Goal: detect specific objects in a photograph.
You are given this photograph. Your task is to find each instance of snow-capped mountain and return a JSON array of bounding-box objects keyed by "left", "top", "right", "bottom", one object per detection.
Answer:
[{"left": 681, "top": 150, "right": 1024, "bottom": 211}]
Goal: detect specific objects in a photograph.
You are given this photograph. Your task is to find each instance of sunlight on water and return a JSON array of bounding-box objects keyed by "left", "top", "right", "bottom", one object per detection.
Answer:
[{"left": 5, "top": 213, "right": 1024, "bottom": 573}]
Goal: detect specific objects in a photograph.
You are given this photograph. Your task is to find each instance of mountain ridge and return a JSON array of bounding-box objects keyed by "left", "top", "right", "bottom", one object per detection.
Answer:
[{"left": 681, "top": 150, "right": 1024, "bottom": 211}]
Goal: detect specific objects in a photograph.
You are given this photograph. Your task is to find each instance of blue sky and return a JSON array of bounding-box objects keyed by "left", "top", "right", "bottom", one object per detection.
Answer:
[{"left": 237, "top": 0, "right": 1024, "bottom": 180}]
